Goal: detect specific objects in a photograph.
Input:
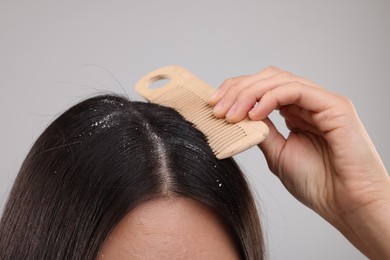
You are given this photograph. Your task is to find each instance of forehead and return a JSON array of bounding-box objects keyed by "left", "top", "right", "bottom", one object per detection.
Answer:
[{"left": 98, "top": 197, "right": 240, "bottom": 259}]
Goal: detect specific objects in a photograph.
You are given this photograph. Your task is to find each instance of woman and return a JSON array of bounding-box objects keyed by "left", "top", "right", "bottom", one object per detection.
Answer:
[
  {"left": 0, "top": 94, "right": 264, "bottom": 259},
  {"left": 1, "top": 66, "right": 389, "bottom": 259}
]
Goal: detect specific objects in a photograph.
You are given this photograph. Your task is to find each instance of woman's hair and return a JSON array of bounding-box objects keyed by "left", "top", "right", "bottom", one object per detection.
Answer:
[{"left": 0, "top": 94, "right": 264, "bottom": 259}]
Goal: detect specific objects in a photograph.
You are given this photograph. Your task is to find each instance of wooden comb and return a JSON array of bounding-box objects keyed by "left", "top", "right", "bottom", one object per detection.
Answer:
[{"left": 135, "top": 65, "right": 269, "bottom": 159}]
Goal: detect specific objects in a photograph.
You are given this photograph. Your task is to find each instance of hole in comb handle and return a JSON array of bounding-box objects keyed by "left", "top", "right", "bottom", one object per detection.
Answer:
[{"left": 149, "top": 75, "right": 171, "bottom": 90}]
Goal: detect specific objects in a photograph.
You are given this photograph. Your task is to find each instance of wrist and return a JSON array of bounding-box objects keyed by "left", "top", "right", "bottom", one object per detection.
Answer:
[{"left": 332, "top": 179, "right": 390, "bottom": 259}]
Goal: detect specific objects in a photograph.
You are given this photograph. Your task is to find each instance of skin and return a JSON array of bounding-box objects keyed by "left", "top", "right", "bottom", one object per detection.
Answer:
[
  {"left": 98, "top": 197, "right": 240, "bottom": 260},
  {"left": 209, "top": 66, "right": 390, "bottom": 260}
]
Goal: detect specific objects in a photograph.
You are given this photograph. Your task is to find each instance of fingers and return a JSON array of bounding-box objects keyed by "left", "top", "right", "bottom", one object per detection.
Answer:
[
  {"left": 222, "top": 74, "right": 310, "bottom": 122},
  {"left": 210, "top": 67, "right": 328, "bottom": 123},
  {"left": 248, "top": 81, "right": 332, "bottom": 121},
  {"left": 209, "top": 66, "right": 282, "bottom": 105},
  {"left": 209, "top": 66, "right": 283, "bottom": 118}
]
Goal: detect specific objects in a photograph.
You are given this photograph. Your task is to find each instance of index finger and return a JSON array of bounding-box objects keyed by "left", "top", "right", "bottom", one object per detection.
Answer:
[{"left": 249, "top": 81, "right": 334, "bottom": 121}]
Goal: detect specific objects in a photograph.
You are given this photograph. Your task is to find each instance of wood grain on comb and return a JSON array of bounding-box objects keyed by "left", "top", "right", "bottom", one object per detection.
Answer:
[{"left": 135, "top": 65, "right": 269, "bottom": 159}]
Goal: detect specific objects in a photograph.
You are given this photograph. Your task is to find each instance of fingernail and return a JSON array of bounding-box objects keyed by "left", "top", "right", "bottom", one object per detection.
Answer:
[
  {"left": 248, "top": 107, "right": 256, "bottom": 118},
  {"left": 213, "top": 99, "right": 224, "bottom": 113},
  {"left": 226, "top": 103, "right": 237, "bottom": 118}
]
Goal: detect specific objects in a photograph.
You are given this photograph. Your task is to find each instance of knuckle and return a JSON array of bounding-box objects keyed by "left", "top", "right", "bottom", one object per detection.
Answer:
[
  {"left": 279, "top": 71, "right": 294, "bottom": 79},
  {"left": 220, "top": 77, "right": 239, "bottom": 91},
  {"left": 339, "top": 95, "right": 355, "bottom": 108},
  {"left": 224, "top": 87, "right": 240, "bottom": 101},
  {"left": 224, "top": 77, "right": 236, "bottom": 85},
  {"left": 293, "top": 80, "right": 305, "bottom": 88},
  {"left": 223, "top": 77, "right": 250, "bottom": 93},
  {"left": 239, "top": 87, "right": 255, "bottom": 100},
  {"left": 264, "top": 66, "right": 281, "bottom": 74},
  {"left": 340, "top": 95, "right": 351, "bottom": 103},
  {"left": 285, "top": 81, "right": 303, "bottom": 89},
  {"left": 261, "top": 88, "right": 275, "bottom": 100}
]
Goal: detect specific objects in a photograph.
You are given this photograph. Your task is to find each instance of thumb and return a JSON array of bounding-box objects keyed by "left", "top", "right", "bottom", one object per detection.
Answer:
[{"left": 258, "top": 117, "right": 286, "bottom": 176}]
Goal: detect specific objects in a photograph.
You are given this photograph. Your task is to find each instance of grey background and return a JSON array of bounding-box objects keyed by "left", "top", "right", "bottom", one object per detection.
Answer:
[{"left": 1, "top": 1, "right": 389, "bottom": 259}]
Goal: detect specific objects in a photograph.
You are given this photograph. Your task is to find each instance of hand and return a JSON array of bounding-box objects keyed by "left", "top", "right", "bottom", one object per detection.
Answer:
[{"left": 209, "top": 66, "right": 390, "bottom": 259}]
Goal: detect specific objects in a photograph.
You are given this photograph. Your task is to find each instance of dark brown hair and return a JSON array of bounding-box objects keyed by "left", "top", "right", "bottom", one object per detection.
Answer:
[{"left": 0, "top": 94, "right": 264, "bottom": 259}]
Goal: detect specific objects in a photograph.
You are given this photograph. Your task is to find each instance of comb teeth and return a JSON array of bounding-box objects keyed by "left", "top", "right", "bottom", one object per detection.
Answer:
[
  {"left": 135, "top": 65, "right": 269, "bottom": 159},
  {"left": 156, "top": 85, "right": 247, "bottom": 156}
]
